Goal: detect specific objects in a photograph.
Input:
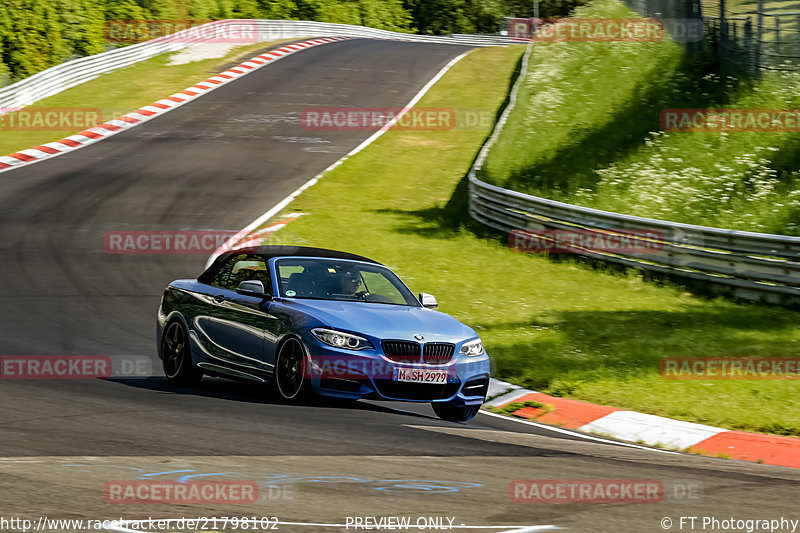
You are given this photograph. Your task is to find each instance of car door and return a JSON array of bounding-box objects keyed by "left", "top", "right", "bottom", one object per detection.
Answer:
[{"left": 193, "top": 254, "right": 275, "bottom": 376}]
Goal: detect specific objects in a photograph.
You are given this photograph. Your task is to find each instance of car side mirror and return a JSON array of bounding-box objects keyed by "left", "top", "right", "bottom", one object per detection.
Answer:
[
  {"left": 419, "top": 292, "right": 438, "bottom": 309},
  {"left": 236, "top": 280, "right": 267, "bottom": 298}
]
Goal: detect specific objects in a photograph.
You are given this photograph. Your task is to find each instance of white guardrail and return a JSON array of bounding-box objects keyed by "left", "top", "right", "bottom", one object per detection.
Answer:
[
  {"left": 0, "top": 19, "right": 514, "bottom": 110},
  {"left": 468, "top": 43, "right": 800, "bottom": 306}
]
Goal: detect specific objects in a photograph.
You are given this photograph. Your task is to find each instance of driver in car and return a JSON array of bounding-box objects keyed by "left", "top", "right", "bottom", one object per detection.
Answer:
[{"left": 337, "top": 269, "right": 366, "bottom": 299}]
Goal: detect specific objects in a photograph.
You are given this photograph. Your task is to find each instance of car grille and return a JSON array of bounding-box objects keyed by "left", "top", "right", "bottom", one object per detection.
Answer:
[
  {"left": 422, "top": 343, "right": 455, "bottom": 364},
  {"left": 373, "top": 380, "right": 460, "bottom": 401},
  {"left": 381, "top": 340, "right": 421, "bottom": 363}
]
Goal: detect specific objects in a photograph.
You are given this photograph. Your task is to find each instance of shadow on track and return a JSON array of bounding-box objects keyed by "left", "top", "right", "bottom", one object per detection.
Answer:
[{"left": 104, "top": 376, "right": 438, "bottom": 421}]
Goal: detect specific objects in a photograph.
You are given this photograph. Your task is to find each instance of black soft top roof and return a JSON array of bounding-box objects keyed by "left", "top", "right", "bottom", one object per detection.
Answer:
[{"left": 198, "top": 246, "right": 380, "bottom": 284}]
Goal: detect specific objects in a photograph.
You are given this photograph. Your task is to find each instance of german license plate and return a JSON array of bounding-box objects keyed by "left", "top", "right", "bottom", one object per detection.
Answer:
[{"left": 393, "top": 368, "right": 447, "bottom": 383}]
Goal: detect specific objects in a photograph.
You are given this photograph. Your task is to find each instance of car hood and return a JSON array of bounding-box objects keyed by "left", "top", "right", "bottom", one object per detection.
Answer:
[{"left": 282, "top": 299, "right": 477, "bottom": 342}]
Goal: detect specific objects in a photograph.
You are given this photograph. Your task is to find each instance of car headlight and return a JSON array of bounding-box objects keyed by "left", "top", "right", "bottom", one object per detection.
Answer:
[
  {"left": 460, "top": 338, "right": 484, "bottom": 356},
  {"left": 311, "top": 328, "right": 373, "bottom": 351}
]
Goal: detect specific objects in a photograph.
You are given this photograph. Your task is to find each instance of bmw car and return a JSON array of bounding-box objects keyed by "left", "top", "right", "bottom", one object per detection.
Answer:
[{"left": 157, "top": 246, "right": 490, "bottom": 421}]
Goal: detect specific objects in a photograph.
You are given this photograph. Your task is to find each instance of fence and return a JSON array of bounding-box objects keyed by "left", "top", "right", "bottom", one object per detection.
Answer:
[
  {"left": 645, "top": 0, "right": 800, "bottom": 72},
  {"left": 468, "top": 41, "right": 800, "bottom": 306},
  {"left": 0, "top": 19, "right": 513, "bottom": 111},
  {"left": 469, "top": 178, "right": 800, "bottom": 305},
  {"left": 620, "top": 0, "right": 703, "bottom": 22}
]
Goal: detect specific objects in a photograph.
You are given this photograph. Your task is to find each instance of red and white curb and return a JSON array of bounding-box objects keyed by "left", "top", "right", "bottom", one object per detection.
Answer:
[
  {"left": 0, "top": 38, "right": 349, "bottom": 175},
  {"left": 484, "top": 379, "right": 800, "bottom": 468}
]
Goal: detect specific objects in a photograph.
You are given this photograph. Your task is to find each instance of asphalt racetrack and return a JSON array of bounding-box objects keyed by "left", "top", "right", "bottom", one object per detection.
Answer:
[{"left": 0, "top": 38, "right": 798, "bottom": 533}]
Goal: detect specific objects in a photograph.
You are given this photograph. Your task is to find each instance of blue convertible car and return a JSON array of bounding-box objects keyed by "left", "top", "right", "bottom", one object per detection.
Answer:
[{"left": 157, "top": 246, "right": 490, "bottom": 421}]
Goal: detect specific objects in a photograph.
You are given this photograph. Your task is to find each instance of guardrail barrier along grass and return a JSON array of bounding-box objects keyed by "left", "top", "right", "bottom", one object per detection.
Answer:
[{"left": 468, "top": 35, "right": 800, "bottom": 306}]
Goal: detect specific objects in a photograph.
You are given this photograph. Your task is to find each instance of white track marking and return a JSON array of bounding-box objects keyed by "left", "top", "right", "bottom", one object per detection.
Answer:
[
  {"left": 106, "top": 519, "right": 561, "bottom": 532},
  {"left": 208, "top": 50, "right": 472, "bottom": 267},
  {"left": 499, "top": 526, "right": 564, "bottom": 533}
]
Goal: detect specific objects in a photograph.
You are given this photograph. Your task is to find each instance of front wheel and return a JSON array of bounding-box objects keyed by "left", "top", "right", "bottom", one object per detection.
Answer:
[
  {"left": 432, "top": 401, "right": 481, "bottom": 422},
  {"left": 162, "top": 320, "right": 203, "bottom": 386},
  {"left": 274, "top": 337, "right": 308, "bottom": 402}
]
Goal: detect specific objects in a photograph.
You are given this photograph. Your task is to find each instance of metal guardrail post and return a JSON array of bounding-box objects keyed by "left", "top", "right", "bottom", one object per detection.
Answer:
[
  {"left": 745, "top": 17, "right": 755, "bottom": 75},
  {"left": 756, "top": 0, "right": 764, "bottom": 70},
  {"left": 795, "top": 15, "right": 800, "bottom": 64}
]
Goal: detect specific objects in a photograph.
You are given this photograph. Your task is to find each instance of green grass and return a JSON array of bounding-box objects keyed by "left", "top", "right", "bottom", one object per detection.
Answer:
[
  {"left": 0, "top": 40, "right": 295, "bottom": 156},
  {"left": 255, "top": 43, "right": 800, "bottom": 437},
  {"left": 481, "top": 0, "right": 691, "bottom": 196},
  {"left": 488, "top": 400, "right": 552, "bottom": 417},
  {"left": 582, "top": 71, "right": 800, "bottom": 234},
  {"left": 481, "top": 0, "right": 800, "bottom": 234}
]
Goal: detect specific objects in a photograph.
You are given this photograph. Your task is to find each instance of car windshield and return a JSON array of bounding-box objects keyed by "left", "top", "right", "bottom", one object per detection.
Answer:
[{"left": 275, "top": 257, "right": 419, "bottom": 306}]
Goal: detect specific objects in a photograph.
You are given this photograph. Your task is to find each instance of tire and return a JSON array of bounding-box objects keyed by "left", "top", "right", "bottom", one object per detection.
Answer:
[
  {"left": 162, "top": 320, "right": 203, "bottom": 386},
  {"left": 432, "top": 401, "right": 481, "bottom": 422},
  {"left": 274, "top": 337, "right": 308, "bottom": 402}
]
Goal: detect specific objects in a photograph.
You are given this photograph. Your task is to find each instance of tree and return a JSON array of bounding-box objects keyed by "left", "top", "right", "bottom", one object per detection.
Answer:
[
  {"left": 1, "top": 0, "right": 67, "bottom": 79},
  {"left": 257, "top": 0, "right": 297, "bottom": 19},
  {"left": 57, "top": 0, "right": 106, "bottom": 58},
  {"left": 231, "top": 0, "right": 265, "bottom": 18},
  {"left": 404, "top": 0, "right": 473, "bottom": 34},
  {"left": 138, "top": 0, "right": 182, "bottom": 18},
  {"left": 359, "top": 0, "right": 412, "bottom": 31},
  {"left": 187, "top": 0, "right": 232, "bottom": 19},
  {"left": 0, "top": 4, "right": 9, "bottom": 83},
  {"left": 503, "top": 0, "right": 590, "bottom": 18},
  {"left": 103, "top": 0, "right": 153, "bottom": 19}
]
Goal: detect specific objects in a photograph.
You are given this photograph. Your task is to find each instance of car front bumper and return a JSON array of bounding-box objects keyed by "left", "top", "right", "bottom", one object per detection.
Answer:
[{"left": 304, "top": 344, "right": 490, "bottom": 405}]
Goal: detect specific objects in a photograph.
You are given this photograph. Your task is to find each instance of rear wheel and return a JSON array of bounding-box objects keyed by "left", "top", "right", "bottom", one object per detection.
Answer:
[
  {"left": 432, "top": 401, "right": 481, "bottom": 422},
  {"left": 162, "top": 320, "right": 202, "bottom": 386},
  {"left": 275, "top": 337, "right": 308, "bottom": 401}
]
